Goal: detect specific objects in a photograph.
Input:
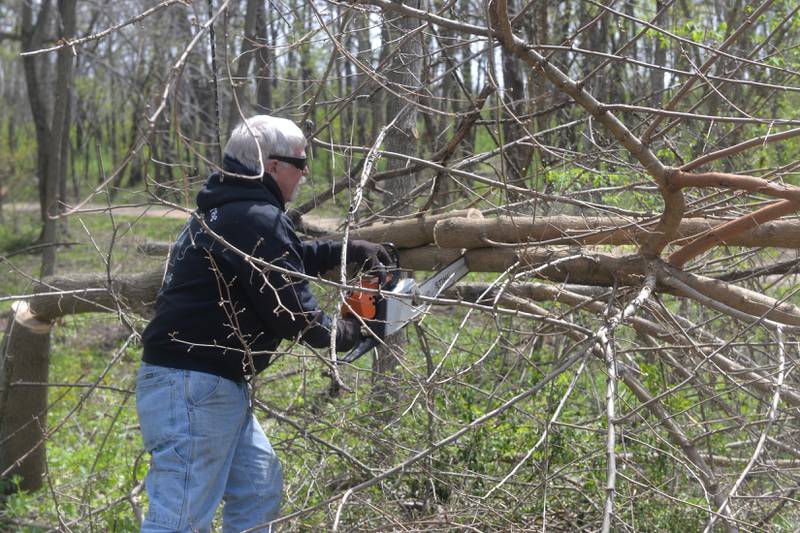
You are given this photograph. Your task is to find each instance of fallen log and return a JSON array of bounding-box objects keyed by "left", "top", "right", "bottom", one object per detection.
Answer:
[
  {"left": 27, "top": 271, "right": 163, "bottom": 321},
  {"left": 140, "top": 210, "right": 485, "bottom": 255},
  {"left": 398, "top": 245, "right": 643, "bottom": 286},
  {"left": 432, "top": 215, "right": 800, "bottom": 250},
  {"left": 659, "top": 263, "right": 800, "bottom": 326},
  {"left": 0, "top": 247, "right": 688, "bottom": 331},
  {"left": 401, "top": 246, "right": 800, "bottom": 326},
  {"left": 328, "top": 208, "right": 483, "bottom": 249}
]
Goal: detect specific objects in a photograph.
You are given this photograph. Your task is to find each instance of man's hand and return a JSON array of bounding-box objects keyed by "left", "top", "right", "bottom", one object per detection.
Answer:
[
  {"left": 336, "top": 317, "right": 364, "bottom": 352},
  {"left": 347, "top": 240, "right": 393, "bottom": 277}
]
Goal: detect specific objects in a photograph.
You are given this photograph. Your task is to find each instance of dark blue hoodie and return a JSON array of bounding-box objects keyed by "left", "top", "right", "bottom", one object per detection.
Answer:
[{"left": 141, "top": 157, "right": 345, "bottom": 381}]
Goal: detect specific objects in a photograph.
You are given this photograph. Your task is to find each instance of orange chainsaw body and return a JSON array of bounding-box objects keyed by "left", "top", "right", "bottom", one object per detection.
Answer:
[{"left": 341, "top": 277, "right": 380, "bottom": 320}]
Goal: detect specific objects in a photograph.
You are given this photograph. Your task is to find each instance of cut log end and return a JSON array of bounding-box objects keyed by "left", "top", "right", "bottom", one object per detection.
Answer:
[{"left": 11, "top": 301, "right": 53, "bottom": 335}]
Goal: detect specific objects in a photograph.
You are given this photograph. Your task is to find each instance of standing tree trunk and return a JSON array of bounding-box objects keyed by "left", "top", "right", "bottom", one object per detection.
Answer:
[
  {"left": 44, "top": 0, "right": 76, "bottom": 278},
  {"left": 124, "top": 54, "right": 152, "bottom": 188},
  {"left": 5, "top": 0, "right": 76, "bottom": 492},
  {"left": 651, "top": 0, "right": 667, "bottom": 107},
  {"left": 255, "top": 2, "right": 274, "bottom": 113},
  {"left": 373, "top": 0, "right": 423, "bottom": 400},
  {"left": 381, "top": 3, "right": 422, "bottom": 216},
  {"left": 22, "top": 0, "right": 76, "bottom": 278},
  {"left": 499, "top": 0, "right": 534, "bottom": 204},
  {"left": 354, "top": 16, "right": 373, "bottom": 148},
  {"left": 226, "top": 0, "right": 261, "bottom": 134},
  {"left": 173, "top": 7, "right": 215, "bottom": 164},
  {"left": 21, "top": 0, "right": 53, "bottom": 232}
]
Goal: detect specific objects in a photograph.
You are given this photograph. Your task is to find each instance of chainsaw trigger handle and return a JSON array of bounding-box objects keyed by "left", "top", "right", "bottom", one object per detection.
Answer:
[{"left": 340, "top": 336, "right": 377, "bottom": 363}]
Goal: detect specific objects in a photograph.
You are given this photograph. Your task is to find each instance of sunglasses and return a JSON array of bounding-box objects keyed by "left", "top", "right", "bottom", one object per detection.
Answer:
[{"left": 269, "top": 154, "right": 307, "bottom": 171}]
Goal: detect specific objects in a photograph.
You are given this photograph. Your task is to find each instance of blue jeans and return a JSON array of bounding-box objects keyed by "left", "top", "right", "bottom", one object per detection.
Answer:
[{"left": 136, "top": 363, "right": 283, "bottom": 532}]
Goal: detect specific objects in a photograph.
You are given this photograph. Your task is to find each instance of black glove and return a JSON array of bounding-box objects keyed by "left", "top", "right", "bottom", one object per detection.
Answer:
[
  {"left": 336, "top": 317, "right": 364, "bottom": 352},
  {"left": 347, "top": 240, "right": 392, "bottom": 277}
]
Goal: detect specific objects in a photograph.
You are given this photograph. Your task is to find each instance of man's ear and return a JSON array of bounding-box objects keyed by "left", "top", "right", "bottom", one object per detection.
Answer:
[{"left": 265, "top": 158, "right": 278, "bottom": 176}]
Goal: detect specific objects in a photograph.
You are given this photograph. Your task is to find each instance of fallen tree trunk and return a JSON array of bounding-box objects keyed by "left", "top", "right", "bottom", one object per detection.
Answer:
[
  {"left": 401, "top": 246, "right": 800, "bottom": 324},
  {"left": 146, "top": 213, "right": 800, "bottom": 265},
  {"left": 27, "top": 271, "right": 162, "bottom": 321},
  {"left": 431, "top": 215, "right": 800, "bottom": 250},
  {"left": 142, "top": 209, "right": 486, "bottom": 255},
  {"left": 399, "top": 246, "right": 644, "bottom": 285},
  {"left": 134, "top": 240, "right": 800, "bottom": 324},
  {"left": 24, "top": 245, "right": 799, "bottom": 329},
  {"left": 329, "top": 208, "right": 483, "bottom": 249},
  {"left": 658, "top": 262, "right": 800, "bottom": 326}
]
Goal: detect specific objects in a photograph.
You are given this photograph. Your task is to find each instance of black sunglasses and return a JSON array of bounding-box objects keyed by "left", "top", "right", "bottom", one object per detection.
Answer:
[{"left": 269, "top": 154, "right": 307, "bottom": 171}]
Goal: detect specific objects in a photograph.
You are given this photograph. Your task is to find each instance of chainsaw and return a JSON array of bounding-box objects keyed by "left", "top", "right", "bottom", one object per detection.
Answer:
[{"left": 340, "top": 251, "right": 470, "bottom": 363}]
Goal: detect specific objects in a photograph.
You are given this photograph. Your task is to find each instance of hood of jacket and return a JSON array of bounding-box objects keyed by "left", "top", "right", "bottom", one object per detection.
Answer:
[{"left": 196, "top": 154, "right": 286, "bottom": 213}]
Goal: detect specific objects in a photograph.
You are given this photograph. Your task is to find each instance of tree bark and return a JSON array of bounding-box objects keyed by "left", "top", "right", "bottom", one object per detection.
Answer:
[
  {"left": 8, "top": 0, "right": 75, "bottom": 493},
  {"left": 226, "top": 0, "right": 261, "bottom": 134},
  {"left": 381, "top": 1, "right": 423, "bottom": 216},
  {"left": 431, "top": 215, "right": 800, "bottom": 250},
  {"left": 21, "top": 0, "right": 76, "bottom": 278},
  {"left": 373, "top": 0, "right": 425, "bottom": 397},
  {"left": 330, "top": 209, "right": 482, "bottom": 248},
  {"left": 42, "top": 0, "right": 76, "bottom": 278},
  {"left": 499, "top": 0, "right": 534, "bottom": 203},
  {"left": 254, "top": 1, "right": 274, "bottom": 113},
  {"left": 0, "top": 307, "right": 50, "bottom": 493}
]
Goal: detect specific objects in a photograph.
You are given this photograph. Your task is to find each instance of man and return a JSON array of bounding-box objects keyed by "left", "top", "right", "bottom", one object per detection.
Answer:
[{"left": 137, "top": 115, "right": 390, "bottom": 532}]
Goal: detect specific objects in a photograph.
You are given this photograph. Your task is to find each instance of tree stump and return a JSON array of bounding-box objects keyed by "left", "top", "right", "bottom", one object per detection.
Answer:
[{"left": 0, "top": 302, "right": 52, "bottom": 492}]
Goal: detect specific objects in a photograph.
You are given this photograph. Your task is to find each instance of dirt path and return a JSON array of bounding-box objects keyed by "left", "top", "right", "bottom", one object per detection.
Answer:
[
  {"left": 8, "top": 202, "right": 189, "bottom": 219},
  {"left": 6, "top": 203, "right": 342, "bottom": 232}
]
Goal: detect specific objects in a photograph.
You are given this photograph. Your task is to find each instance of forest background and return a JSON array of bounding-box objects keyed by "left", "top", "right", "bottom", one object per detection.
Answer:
[{"left": 1, "top": 0, "right": 800, "bottom": 531}]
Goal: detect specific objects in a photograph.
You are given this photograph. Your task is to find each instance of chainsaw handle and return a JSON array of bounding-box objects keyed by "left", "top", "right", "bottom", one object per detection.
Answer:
[
  {"left": 368, "top": 242, "right": 398, "bottom": 286},
  {"left": 340, "top": 336, "right": 377, "bottom": 363},
  {"left": 381, "top": 242, "right": 400, "bottom": 268}
]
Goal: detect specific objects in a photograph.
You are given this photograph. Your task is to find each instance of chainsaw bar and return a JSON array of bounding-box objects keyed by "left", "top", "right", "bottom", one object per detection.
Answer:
[
  {"left": 416, "top": 255, "right": 470, "bottom": 299},
  {"left": 340, "top": 256, "right": 469, "bottom": 363}
]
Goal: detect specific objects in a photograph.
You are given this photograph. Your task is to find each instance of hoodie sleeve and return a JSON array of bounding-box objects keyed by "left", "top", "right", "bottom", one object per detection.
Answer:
[
  {"left": 299, "top": 239, "right": 343, "bottom": 277},
  {"left": 224, "top": 208, "right": 345, "bottom": 349}
]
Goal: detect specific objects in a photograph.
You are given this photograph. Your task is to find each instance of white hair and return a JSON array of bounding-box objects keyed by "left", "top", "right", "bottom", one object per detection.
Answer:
[{"left": 223, "top": 115, "right": 306, "bottom": 174}]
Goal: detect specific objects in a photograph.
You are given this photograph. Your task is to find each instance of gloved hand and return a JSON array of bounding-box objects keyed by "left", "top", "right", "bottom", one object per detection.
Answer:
[
  {"left": 347, "top": 240, "right": 392, "bottom": 277},
  {"left": 336, "top": 317, "right": 364, "bottom": 352}
]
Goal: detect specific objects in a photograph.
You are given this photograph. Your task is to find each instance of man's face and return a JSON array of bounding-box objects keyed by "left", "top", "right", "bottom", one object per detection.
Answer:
[{"left": 268, "top": 147, "right": 308, "bottom": 204}]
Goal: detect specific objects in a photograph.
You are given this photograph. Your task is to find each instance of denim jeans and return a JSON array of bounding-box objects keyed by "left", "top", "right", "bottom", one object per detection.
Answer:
[{"left": 136, "top": 363, "right": 283, "bottom": 532}]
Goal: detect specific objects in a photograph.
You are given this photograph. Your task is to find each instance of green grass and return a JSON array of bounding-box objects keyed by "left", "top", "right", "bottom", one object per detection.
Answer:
[{"left": 1, "top": 313, "right": 144, "bottom": 531}]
